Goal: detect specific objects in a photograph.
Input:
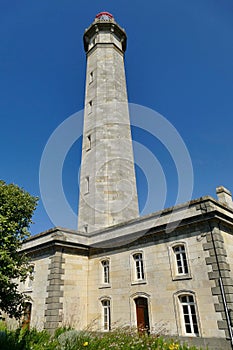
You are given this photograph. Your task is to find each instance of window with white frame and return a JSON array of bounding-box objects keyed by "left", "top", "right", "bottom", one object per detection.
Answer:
[
  {"left": 179, "top": 294, "right": 199, "bottom": 336},
  {"left": 101, "top": 260, "right": 110, "bottom": 284},
  {"left": 133, "top": 253, "right": 145, "bottom": 281},
  {"left": 173, "top": 244, "right": 188, "bottom": 275},
  {"left": 102, "top": 299, "right": 111, "bottom": 331}
]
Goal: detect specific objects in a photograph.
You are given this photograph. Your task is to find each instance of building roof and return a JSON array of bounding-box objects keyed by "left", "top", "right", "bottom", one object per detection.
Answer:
[{"left": 22, "top": 189, "right": 233, "bottom": 255}]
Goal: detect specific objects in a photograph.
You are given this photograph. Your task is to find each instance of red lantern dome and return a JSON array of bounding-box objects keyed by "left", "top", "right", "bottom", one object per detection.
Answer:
[{"left": 96, "top": 12, "right": 114, "bottom": 20}]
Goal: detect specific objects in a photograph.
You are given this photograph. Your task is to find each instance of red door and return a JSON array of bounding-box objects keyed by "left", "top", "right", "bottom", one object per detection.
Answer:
[{"left": 135, "top": 297, "right": 150, "bottom": 334}]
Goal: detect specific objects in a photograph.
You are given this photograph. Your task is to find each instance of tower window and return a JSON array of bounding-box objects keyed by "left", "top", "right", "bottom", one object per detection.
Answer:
[
  {"left": 102, "top": 299, "right": 111, "bottom": 331},
  {"left": 85, "top": 176, "right": 90, "bottom": 194},
  {"left": 88, "top": 100, "right": 93, "bottom": 114},
  {"left": 101, "top": 260, "right": 110, "bottom": 284},
  {"left": 86, "top": 134, "right": 91, "bottom": 151},
  {"left": 83, "top": 224, "right": 88, "bottom": 233},
  {"left": 179, "top": 294, "right": 199, "bottom": 336},
  {"left": 133, "top": 253, "right": 145, "bottom": 281},
  {"left": 89, "top": 71, "right": 94, "bottom": 84}
]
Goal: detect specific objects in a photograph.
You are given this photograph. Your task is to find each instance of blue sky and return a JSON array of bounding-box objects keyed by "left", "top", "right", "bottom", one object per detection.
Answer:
[{"left": 1, "top": 0, "right": 233, "bottom": 234}]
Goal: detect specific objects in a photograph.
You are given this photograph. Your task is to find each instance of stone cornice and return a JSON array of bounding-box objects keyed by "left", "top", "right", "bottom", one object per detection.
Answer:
[
  {"left": 86, "top": 42, "right": 125, "bottom": 57},
  {"left": 83, "top": 20, "right": 127, "bottom": 53},
  {"left": 22, "top": 195, "right": 233, "bottom": 255}
]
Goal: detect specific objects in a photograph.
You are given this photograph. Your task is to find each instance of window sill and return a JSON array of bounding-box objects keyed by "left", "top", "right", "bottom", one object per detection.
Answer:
[
  {"left": 183, "top": 333, "right": 200, "bottom": 337},
  {"left": 99, "top": 284, "right": 111, "bottom": 289},
  {"left": 172, "top": 274, "right": 192, "bottom": 281},
  {"left": 131, "top": 280, "right": 147, "bottom": 286}
]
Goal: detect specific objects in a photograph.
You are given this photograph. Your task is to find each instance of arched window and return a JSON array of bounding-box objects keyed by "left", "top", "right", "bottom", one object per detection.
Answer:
[
  {"left": 179, "top": 294, "right": 199, "bottom": 336},
  {"left": 169, "top": 243, "right": 191, "bottom": 280},
  {"left": 101, "top": 260, "right": 110, "bottom": 284},
  {"left": 133, "top": 253, "right": 145, "bottom": 281},
  {"left": 101, "top": 299, "right": 111, "bottom": 331}
]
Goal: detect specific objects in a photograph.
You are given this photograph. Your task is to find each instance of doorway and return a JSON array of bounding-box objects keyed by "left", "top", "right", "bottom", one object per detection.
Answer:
[
  {"left": 22, "top": 303, "right": 32, "bottom": 329},
  {"left": 134, "top": 297, "right": 150, "bottom": 334}
]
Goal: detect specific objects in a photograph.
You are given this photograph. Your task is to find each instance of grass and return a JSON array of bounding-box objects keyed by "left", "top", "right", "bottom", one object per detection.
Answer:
[{"left": 0, "top": 324, "right": 206, "bottom": 350}]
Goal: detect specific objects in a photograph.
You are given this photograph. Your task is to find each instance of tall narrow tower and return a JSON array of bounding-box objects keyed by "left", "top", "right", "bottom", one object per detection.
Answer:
[{"left": 78, "top": 12, "right": 139, "bottom": 233}]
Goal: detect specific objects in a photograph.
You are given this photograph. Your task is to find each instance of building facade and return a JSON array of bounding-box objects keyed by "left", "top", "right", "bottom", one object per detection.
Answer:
[{"left": 12, "top": 13, "right": 233, "bottom": 350}]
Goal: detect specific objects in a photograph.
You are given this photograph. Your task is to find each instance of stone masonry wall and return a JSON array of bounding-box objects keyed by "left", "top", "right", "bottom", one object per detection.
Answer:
[
  {"left": 62, "top": 252, "right": 88, "bottom": 329},
  {"left": 44, "top": 248, "right": 65, "bottom": 331},
  {"left": 87, "top": 226, "right": 224, "bottom": 339}
]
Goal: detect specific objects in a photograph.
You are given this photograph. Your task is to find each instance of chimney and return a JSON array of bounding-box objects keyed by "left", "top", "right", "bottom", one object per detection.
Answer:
[{"left": 216, "top": 186, "right": 233, "bottom": 209}]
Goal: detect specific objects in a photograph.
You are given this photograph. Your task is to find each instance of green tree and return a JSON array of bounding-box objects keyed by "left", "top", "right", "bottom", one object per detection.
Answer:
[{"left": 0, "top": 180, "right": 38, "bottom": 319}]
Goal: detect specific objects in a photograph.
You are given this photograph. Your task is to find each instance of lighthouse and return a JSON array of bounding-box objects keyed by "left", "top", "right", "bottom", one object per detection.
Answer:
[{"left": 78, "top": 12, "right": 139, "bottom": 233}]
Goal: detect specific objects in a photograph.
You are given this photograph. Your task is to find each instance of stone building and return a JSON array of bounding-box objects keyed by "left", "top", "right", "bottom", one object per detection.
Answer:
[{"left": 17, "top": 12, "right": 233, "bottom": 350}]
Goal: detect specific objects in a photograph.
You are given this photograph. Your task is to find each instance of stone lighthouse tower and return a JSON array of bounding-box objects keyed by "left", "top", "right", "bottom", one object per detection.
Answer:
[{"left": 78, "top": 12, "right": 139, "bottom": 233}]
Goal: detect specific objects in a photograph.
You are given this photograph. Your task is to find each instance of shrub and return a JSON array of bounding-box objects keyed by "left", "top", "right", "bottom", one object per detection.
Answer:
[{"left": 0, "top": 325, "right": 206, "bottom": 350}]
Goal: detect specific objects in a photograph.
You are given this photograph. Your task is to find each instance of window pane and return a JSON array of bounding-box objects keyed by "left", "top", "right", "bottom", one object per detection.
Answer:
[
  {"left": 183, "top": 305, "right": 188, "bottom": 314},
  {"left": 188, "top": 295, "right": 194, "bottom": 303},
  {"left": 193, "top": 324, "right": 199, "bottom": 334},
  {"left": 192, "top": 314, "right": 197, "bottom": 325},
  {"left": 180, "top": 296, "right": 187, "bottom": 303},
  {"left": 190, "top": 305, "right": 195, "bottom": 314}
]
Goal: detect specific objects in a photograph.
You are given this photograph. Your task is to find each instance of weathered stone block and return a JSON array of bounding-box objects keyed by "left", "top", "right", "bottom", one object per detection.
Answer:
[
  {"left": 47, "top": 285, "right": 62, "bottom": 292},
  {"left": 45, "top": 302, "right": 62, "bottom": 310},
  {"left": 45, "top": 315, "right": 62, "bottom": 323},
  {"left": 214, "top": 302, "right": 224, "bottom": 312},
  {"left": 217, "top": 320, "right": 228, "bottom": 329},
  {"left": 48, "top": 279, "right": 64, "bottom": 285},
  {"left": 48, "top": 262, "right": 64, "bottom": 269},
  {"left": 212, "top": 262, "right": 230, "bottom": 271},
  {"left": 45, "top": 296, "right": 60, "bottom": 304},
  {"left": 209, "top": 248, "right": 227, "bottom": 256},
  {"left": 206, "top": 233, "right": 224, "bottom": 243}
]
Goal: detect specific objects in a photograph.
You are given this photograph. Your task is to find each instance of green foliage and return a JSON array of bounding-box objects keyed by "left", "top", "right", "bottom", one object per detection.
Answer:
[
  {"left": 0, "top": 325, "right": 57, "bottom": 350},
  {"left": 0, "top": 180, "right": 38, "bottom": 319},
  {"left": 53, "top": 328, "right": 206, "bottom": 350},
  {"left": 0, "top": 325, "right": 206, "bottom": 350}
]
